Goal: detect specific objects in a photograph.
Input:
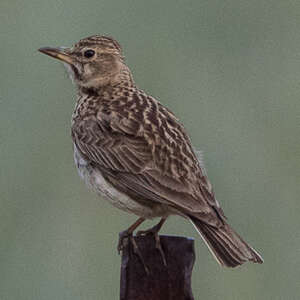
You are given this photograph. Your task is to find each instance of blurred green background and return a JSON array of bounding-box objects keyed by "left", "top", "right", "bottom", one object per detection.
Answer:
[{"left": 1, "top": 0, "right": 299, "bottom": 299}]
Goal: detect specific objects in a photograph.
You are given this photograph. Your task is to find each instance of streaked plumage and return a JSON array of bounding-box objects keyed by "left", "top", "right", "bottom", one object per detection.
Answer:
[{"left": 39, "top": 35, "right": 263, "bottom": 267}]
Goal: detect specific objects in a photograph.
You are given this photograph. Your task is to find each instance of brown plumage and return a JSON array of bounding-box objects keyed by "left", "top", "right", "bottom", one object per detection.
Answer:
[{"left": 39, "top": 35, "right": 263, "bottom": 267}]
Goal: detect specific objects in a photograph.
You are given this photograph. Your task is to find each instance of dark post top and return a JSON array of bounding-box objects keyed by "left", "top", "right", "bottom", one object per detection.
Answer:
[{"left": 120, "top": 235, "right": 195, "bottom": 300}]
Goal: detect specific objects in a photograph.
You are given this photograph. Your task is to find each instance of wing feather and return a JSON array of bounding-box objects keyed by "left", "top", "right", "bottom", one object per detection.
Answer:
[{"left": 72, "top": 95, "right": 225, "bottom": 226}]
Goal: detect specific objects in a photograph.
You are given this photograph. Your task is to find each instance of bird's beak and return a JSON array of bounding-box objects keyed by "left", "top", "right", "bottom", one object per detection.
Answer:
[{"left": 38, "top": 47, "right": 73, "bottom": 65}]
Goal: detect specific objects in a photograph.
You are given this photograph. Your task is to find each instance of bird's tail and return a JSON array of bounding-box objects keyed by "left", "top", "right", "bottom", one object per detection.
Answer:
[{"left": 190, "top": 217, "right": 263, "bottom": 267}]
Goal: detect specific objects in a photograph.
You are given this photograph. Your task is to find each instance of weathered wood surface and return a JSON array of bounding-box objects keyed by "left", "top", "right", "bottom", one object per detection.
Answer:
[{"left": 120, "top": 235, "right": 195, "bottom": 300}]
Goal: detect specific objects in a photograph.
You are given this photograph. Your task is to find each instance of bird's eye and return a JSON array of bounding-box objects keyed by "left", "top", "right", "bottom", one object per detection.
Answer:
[{"left": 83, "top": 49, "right": 95, "bottom": 58}]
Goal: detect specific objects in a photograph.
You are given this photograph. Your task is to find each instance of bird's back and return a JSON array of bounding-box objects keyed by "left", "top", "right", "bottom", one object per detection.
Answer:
[{"left": 71, "top": 85, "right": 226, "bottom": 226}]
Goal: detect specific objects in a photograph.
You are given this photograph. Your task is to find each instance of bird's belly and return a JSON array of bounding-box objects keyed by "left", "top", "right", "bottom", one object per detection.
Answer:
[{"left": 73, "top": 145, "right": 159, "bottom": 218}]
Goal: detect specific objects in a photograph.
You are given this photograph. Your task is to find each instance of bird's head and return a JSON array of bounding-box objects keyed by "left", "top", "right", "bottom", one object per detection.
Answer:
[{"left": 39, "top": 35, "right": 126, "bottom": 89}]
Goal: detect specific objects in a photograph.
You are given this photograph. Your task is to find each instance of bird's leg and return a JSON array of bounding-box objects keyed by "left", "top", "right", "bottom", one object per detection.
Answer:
[
  {"left": 118, "top": 217, "right": 149, "bottom": 274},
  {"left": 118, "top": 217, "right": 145, "bottom": 253},
  {"left": 136, "top": 217, "right": 166, "bottom": 236},
  {"left": 137, "top": 217, "right": 167, "bottom": 266}
]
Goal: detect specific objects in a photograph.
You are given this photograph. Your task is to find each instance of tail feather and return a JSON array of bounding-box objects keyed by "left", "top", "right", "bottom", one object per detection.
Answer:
[{"left": 190, "top": 217, "right": 263, "bottom": 267}]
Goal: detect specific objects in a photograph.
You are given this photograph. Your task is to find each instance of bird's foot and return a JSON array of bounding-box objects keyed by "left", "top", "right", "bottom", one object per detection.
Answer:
[
  {"left": 118, "top": 229, "right": 131, "bottom": 254},
  {"left": 137, "top": 223, "right": 167, "bottom": 266},
  {"left": 118, "top": 230, "right": 149, "bottom": 275}
]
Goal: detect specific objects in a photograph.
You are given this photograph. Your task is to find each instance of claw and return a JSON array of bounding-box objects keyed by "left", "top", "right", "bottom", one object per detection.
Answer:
[
  {"left": 117, "top": 217, "right": 167, "bottom": 274},
  {"left": 118, "top": 230, "right": 149, "bottom": 274},
  {"left": 117, "top": 217, "right": 150, "bottom": 274},
  {"left": 136, "top": 218, "right": 167, "bottom": 266},
  {"left": 118, "top": 230, "right": 130, "bottom": 254},
  {"left": 118, "top": 217, "right": 145, "bottom": 254},
  {"left": 154, "top": 234, "right": 167, "bottom": 266},
  {"left": 130, "top": 235, "right": 150, "bottom": 275}
]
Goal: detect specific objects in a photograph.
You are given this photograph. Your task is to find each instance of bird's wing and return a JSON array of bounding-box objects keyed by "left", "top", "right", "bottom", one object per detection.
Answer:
[{"left": 72, "top": 94, "right": 225, "bottom": 225}]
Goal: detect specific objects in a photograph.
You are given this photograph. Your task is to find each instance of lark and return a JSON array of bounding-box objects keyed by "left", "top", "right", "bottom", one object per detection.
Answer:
[{"left": 39, "top": 35, "right": 263, "bottom": 268}]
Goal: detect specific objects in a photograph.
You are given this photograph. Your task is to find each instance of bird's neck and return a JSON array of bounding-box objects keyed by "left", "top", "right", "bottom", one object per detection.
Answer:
[
  {"left": 117, "top": 64, "right": 135, "bottom": 88},
  {"left": 77, "top": 65, "right": 135, "bottom": 97},
  {"left": 72, "top": 68, "right": 136, "bottom": 124}
]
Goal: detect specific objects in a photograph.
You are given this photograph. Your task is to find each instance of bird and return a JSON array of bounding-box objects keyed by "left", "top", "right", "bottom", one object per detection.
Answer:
[{"left": 39, "top": 35, "right": 263, "bottom": 268}]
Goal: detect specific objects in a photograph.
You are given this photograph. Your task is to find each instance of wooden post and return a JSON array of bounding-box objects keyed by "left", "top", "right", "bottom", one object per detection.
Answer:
[{"left": 120, "top": 235, "right": 195, "bottom": 300}]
